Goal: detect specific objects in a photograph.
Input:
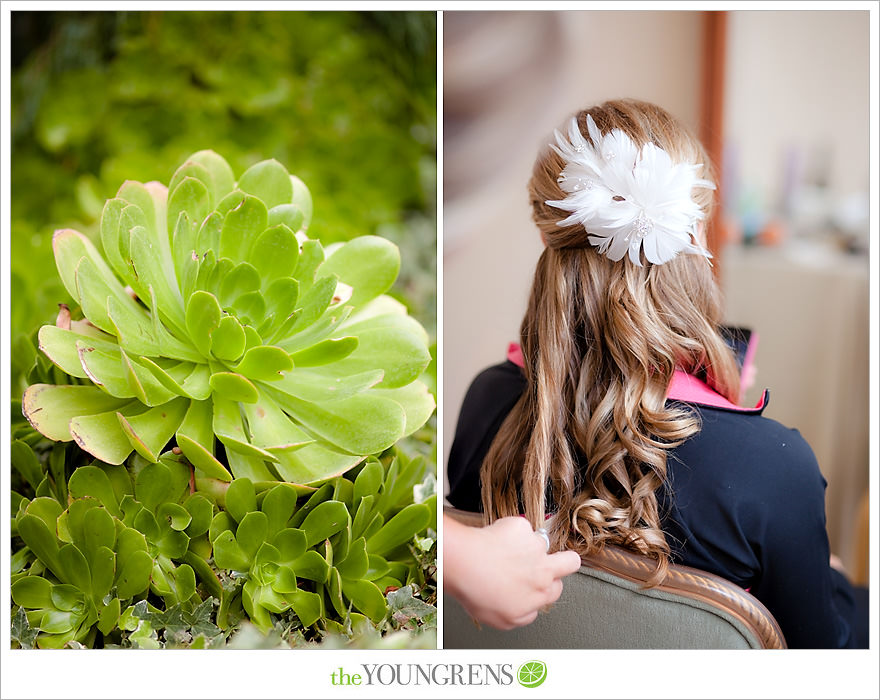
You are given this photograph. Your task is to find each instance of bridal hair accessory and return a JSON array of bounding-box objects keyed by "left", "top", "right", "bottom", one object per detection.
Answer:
[{"left": 546, "top": 115, "right": 716, "bottom": 266}]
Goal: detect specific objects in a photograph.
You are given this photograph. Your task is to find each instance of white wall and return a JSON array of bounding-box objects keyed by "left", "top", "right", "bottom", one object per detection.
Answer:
[{"left": 724, "top": 11, "right": 870, "bottom": 218}]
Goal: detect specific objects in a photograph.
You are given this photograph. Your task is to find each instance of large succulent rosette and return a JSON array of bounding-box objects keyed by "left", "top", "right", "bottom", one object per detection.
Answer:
[{"left": 24, "top": 151, "right": 434, "bottom": 487}]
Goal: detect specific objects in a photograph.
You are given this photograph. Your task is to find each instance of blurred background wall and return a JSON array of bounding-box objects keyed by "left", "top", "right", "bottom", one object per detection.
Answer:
[
  {"left": 443, "top": 10, "right": 870, "bottom": 577},
  {"left": 721, "top": 10, "right": 869, "bottom": 577}
]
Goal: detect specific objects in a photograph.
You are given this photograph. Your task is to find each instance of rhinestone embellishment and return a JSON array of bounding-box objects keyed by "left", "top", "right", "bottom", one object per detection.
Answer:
[
  {"left": 626, "top": 213, "right": 653, "bottom": 242},
  {"left": 557, "top": 175, "right": 594, "bottom": 192}
]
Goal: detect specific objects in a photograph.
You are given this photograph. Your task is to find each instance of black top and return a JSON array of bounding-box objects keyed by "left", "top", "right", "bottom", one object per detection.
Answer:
[{"left": 446, "top": 360, "right": 860, "bottom": 649}]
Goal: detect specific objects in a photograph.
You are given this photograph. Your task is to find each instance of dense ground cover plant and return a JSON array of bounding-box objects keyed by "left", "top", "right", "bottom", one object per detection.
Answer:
[
  {"left": 12, "top": 447, "right": 436, "bottom": 649},
  {"left": 12, "top": 151, "right": 437, "bottom": 649}
]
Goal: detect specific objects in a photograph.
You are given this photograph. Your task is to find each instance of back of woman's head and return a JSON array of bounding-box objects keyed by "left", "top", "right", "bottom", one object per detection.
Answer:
[{"left": 481, "top": 99, "right": 740, "bottom": 582}]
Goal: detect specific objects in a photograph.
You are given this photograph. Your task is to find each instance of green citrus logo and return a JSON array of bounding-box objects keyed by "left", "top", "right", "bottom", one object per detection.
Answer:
[{"left": 517, "top": 660, "right": 547, "bottom": 688}]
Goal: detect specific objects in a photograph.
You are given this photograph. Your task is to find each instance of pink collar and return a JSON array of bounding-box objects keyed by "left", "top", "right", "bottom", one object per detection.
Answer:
[
  {"left": 507, "top": 342, "right": 524, "bottom": 368},
  {"left": 506, "top": 342, "right": 767, "bottom": 414},
  {"left": 666, "top": 370, "right": 768, "bottom": 413}
]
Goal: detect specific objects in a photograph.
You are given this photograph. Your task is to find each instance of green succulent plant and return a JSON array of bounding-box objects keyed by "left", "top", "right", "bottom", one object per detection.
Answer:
[
  {"left": 205, "top": 452, "right": 432, "bottom": 633},
  {"left": 12, "top": 147, "right": 436, "bottom": 648},
  {"left": 112, "top": 456, "right": 219, "bottom": 607},
  {"left": 210, "top": 478, "right": 332, "bottom": 631},
  {"left": 22, "top": 151, "right": 434, "bottom": 487},
  {"left": 11, "top": 447, "right": 435, "bottom": 647},
  {"left": 320, "top": 453, "right": 434, "bottom": 625},
  {"left": 12, "top": 494, "right": 153, "bottom": 648}
]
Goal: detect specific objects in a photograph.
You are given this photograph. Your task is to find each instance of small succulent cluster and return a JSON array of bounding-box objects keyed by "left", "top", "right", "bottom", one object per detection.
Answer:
[
  {"left": 12, "top": 152, "right": 436, "bottom": 648},
  {"left": 12, "top": 447, "right": 434, "bottom": 648}
]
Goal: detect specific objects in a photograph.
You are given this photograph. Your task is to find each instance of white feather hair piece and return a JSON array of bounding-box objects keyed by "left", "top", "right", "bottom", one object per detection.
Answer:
[{"left": 545, "top": 115, "right": 716, "bottom": 266}]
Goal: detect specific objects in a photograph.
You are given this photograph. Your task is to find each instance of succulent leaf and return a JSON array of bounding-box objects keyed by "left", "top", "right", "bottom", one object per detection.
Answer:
[
  {"left": 89, "top": 545, "right": 116, "bottom": 600},
  {"left": 237, "top": 159, "right": 294, "bottom": 209},
  {"left": 98, "top": 597, "right": 121, "bottom": 636},
  {"left": 219, "top": 194, "right": 268, "bottom": 262},
  {"left": 340, "top": 578, "right": 386, "bottom": 622},
  {"left": 17, "top": 515, "right": 64, "bottom": 581},
  {"left": 299, "top": 500, "right": 350, "bottom": 548},
  {"left": 224, "top": 478, "right": 257, "bottom": 524},
  {"left": 290, "top": 550, "right": 330, "bottom": 583},
  {"left": 12, "top": 577, "right": 54, "bottom": 610},
  {"left": 176, "top": 399, "right": 229, "bottom": 481},
  {"left": 70, "top": 408, "right": 142, "bottom": 466},
  {"left": 174, "top": 563, "right": 197, "bottom": 602},
  {"left": 38, "top": 326, "right": 111, "bottom": 379},
  {"left": 58, "top": 544, "right": 91, "bottom": 593},
  {"left": 188, "top": 150, "right": 236, "bottom": 204},
  {"left": 248, "top": 224, "right": 299, "bottom": 282},
  {"left": 213, "top": 530, "right": 250, "bottom": 572},
  {"left": 68, "top": 467, "right": 121, "bottom": 516},
  {"left": 80, "top": 506, "right": 117, "bottom": 559},
  {"left": 261, "top": 485, "right": 299, "bottom": 536},
  {"left": 11, "top": 440, "right": 45, "bottom": 492},
  {"left": 236, "top": 511, "right": 270, "bottom": 559},
  {"left": 317, "top": 236, "right": 399, "bottom": 308},
  {"left": 267, "top": 204, "right": 305, "bottom": 234},
  {"left": 272, "top": 528, "right": 307, "bottom": 561},
  {"left": 182, "top": 494, "right": 214, "bottom": 537},
  {"left": 289, "top": 175, "right": 314, "bottom": 230},
  {"left": 365, "top": 503, "right": 431, "bottom": 556}
]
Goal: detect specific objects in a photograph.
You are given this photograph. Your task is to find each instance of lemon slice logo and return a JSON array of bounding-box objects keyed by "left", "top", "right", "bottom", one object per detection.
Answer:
[{"left": 517, "top": 660, "right": 547, "bottom": 688}]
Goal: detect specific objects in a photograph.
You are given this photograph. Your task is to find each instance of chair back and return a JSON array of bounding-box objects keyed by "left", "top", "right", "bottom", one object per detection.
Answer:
[{"left": 443, "top": 507, "right": 786, "bottom": 649}]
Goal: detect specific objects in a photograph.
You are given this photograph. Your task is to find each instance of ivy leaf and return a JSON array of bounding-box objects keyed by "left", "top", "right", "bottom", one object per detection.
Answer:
[
  {"left": 11, "top": 607, "right": 39, "bottom": 649},
  {"left": 387, "top": 585, "right": 436, "bottom": 626},
  {"left": 414, "top": 471, "right": 437, "bottom": 504},
  {"left": 185, "top": 598, "right": 222, "bottom": 641},
  {"left": 128, "top": 619, "right": 161, "bottom": 650}
]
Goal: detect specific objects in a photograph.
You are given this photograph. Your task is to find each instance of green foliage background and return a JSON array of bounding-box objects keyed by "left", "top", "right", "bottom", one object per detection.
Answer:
[{"left": 11, "top": 10, "right": 437, "bottom": 395}]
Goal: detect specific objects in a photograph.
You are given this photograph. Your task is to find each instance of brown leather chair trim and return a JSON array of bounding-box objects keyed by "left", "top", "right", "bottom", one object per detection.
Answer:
[
  {"left": 583, "top": 544, "right": 786, "bottom": 649},
  {"left": 443, "top": 505, "right": 787, "bottom": 649}
]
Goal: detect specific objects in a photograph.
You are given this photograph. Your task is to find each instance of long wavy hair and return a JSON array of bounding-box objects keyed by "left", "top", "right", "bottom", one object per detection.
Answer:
[{"left": 480, "top": 99, "right": 741, "bottom": 583}]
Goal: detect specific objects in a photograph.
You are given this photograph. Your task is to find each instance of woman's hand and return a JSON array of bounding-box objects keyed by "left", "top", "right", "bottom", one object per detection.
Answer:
[{"left": 444, "top": 514, "right": 582, "bottom": 630}]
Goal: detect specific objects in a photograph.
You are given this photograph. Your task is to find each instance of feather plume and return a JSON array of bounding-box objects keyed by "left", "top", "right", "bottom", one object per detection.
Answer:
[{"left": 546, "top": 116, "right": 715, "bottom": 266}]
